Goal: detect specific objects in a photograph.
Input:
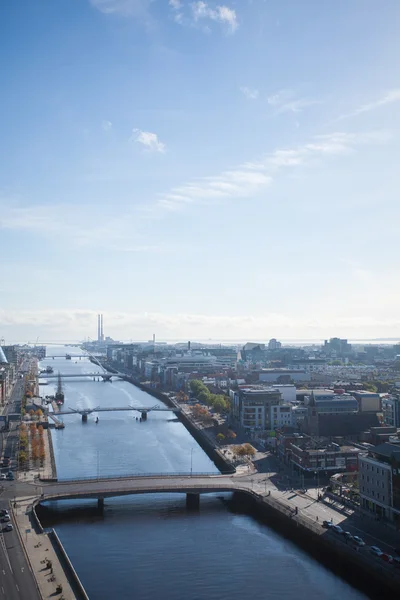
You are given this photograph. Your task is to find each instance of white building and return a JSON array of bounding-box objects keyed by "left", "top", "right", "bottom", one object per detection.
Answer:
[
  {"left": 271, "top": 384, "right": 296, "bottom": 403},
  {"left": 270, "top": 404, "right": 293, "bottom": 429}
]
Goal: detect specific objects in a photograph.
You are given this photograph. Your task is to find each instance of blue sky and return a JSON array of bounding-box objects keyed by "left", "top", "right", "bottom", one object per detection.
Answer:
[{"left": 1, "top": 0, "right": 400, "bottom": 342}]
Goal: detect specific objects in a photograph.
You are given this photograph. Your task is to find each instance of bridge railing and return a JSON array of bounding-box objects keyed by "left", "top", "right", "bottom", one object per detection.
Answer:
[{"left": 56, "top": 471, "right": 228, "bottom": 483}]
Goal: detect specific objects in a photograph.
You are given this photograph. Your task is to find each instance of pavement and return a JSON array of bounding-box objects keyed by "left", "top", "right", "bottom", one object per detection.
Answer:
[{"left": 1, "top": 361, "right": 78, "bottom": 600}]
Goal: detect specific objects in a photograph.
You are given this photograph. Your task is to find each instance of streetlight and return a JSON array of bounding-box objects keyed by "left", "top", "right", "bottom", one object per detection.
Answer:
[{"left": 190, "top": 448, "right": 193, "bottom": 477}]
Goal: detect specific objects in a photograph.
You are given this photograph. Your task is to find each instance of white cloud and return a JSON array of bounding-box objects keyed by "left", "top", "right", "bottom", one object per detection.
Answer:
[
  {"left": 191, "top": 1, "right": 238, "bottom": 33},
  {"left": 335, "top": 89, "right": 400, "bottom": 122},
  {"left": 240, "top": 86, "right": 259, "bottom": 100},
  {"left": 155, "top": 129, "right": 390, "bottom": 212},
  {"left": 267, "top": 89, "right": 318, "bottom": 115},
  {"left": 169, "top": 0, "right": 182, "bottom": 8},
  {"left": 89, "top": 0, "right": 152, "bottom": 16},
  {"left": 132, "top": 128, "right": 166, "bottom": 153},
  {"left": 3, "top": 308, "right": 400, "bottom": 341},
  {"left": 102, "top": 120, "right": 112, "bottom": 131}
]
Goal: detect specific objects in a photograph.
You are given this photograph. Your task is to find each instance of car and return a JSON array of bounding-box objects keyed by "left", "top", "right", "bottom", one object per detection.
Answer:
[
  {"left": 1, "top": 515, "right": 10, "bottom": 522},
  {"left": 3, "top": 523, "right": 13, "bottom": 532},
  {"left": 0, "top": 509, "right": 9, "bottom": 517},
  {"left": 322, "top": 520, "right": 333, "bottom": 528},
  {"left": 7, "top": 473, "right": 14, "bottom": 481},
  {"left": 343, "top": 531, "right": 353, "bottom": 541},
  {"left": 0, "top": 474, "right": 6, "bottom": 480},
  {"left": 380, "top": 553, "right": 393, "bottom": 563},
  {"left": 370, "top": 546, "right": 383, "bottom": 556},
  {"left": 353, "top": 536, "right": 366, "bottom": 546},
  {"left": 332, "top": 525, "right": 344, "bottom": 534}
]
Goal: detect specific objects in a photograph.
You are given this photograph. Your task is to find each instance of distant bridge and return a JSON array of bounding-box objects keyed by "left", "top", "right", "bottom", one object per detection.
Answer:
[
  {"left": 38, "top": 372, "right": 122, "bottom": 381},
  {"left": 50, "top": 404, "right": 181, "bottom": 421}
]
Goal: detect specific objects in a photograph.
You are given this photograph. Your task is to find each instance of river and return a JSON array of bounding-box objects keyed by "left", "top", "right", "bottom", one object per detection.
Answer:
[{"left": 39, "top": 346, "right": 367, "bottom": 600}]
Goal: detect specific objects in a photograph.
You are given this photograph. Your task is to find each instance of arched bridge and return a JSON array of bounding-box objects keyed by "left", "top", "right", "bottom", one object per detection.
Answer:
[{"left": 38, "top": 474, "right": 263, "bottom": 509}]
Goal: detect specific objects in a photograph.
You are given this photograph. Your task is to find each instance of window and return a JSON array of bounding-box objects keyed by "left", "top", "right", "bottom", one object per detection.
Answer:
[
  {"left": 377, "top": 493, "right": 380, "bottom": 500},
  {"left": 372, "top": 466, "right": 374, "bottom": 472},
  {"left": 367, "top": 476, "right": 369, "bottom": 483},
  {"left": 372, "top": 491, "right": 375, "bottom": 497},
  {"left": 382, "top": 496, "right": 385, "bottom": 502}
]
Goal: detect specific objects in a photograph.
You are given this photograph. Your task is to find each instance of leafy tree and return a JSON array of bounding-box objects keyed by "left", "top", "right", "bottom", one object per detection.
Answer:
[
  {"left": 18, "top": 450, "right": 28, "bottom": 465},
  {"left": 216, "top": 433, "right": 225, "bottom": 443},
  {"left": 226, "top": 430, "right": 237, "bottom": 440},
  {"left": 198, "top": 391, "right": 210, "bottom": 404}
]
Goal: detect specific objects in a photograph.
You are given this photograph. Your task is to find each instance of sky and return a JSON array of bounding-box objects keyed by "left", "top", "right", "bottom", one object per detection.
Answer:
[{"left": 1, "top": 0, "right": 400, "bottom": 343}]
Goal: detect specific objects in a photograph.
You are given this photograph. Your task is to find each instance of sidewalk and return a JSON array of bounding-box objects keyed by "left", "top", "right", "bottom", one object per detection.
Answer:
[{"left": 12, "top": 497, "right": 77, "bottom": 600}]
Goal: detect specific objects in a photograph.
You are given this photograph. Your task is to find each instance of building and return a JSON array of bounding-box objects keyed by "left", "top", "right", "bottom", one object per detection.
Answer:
[
  {"left": 359, "top": 443, "right": 400, "bottom": 524},
  {"left": 258, "top": 368, "right": 308, "bottom": 384},
  {"left": 230, "top": 385, "right": 281, "bottom": 430},
  {"left": 382, "top": 395, "right": 400, "bottom": 428},
  {"left": 351, "top": 391, "right": 381, "bottom": 413},
  {"left": 323, "top": 338, "right": 352, "bottom": 356},
  {"left": 270, "top": 404, "right": 293, "bottom": 429},
  {"left": 290, "top": 440, "right": 360, "bottom": 474},
  {"left": 268, "top": 338, "right": 282, "bottom": 350},
  {"left": 271, "top": 384, "right": 296, "bottom": 403},
  {"left": 305, "top": 390, "right": 359, "bottom": 415}
]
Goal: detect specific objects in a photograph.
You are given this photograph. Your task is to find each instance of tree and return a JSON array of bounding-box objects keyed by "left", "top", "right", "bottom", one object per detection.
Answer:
[
  {"left": 216, "top": 433, "right": 225, "bottom": 443},
  {"left": 35, "top": 409, "right": 43, "bottom": 418},
  {"left": 226, "top": 430, "right": 236, "bottom": 440},
  {"left": 198, "top": 391, "right": 210, "bottom": 404},
  {"left": 212, "top": 396, "right": 227, "bottom": 413},
  {"left": 18, "top": 450, "right": 28, "bottom": 465}
]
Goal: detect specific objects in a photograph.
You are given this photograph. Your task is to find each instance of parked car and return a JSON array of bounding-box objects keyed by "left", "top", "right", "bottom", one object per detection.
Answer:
[
  {"left": 0, "top": 474, "right": 6, "bottom": 480},
  {"left": 0, "top": 509, "right": 9, "bottom": 517},
  {"left": 4, "top": 523, "right": 13, "bottom": 532},
  {"left": 332, "top": 525, "right": 344, "bottom": 535},
  {"left": 380, "top": 553, "right": 393, "bottom": 563},
  {"left": 353, "top": 536, "right": 366, "bottom": 546},
  {"left": 343, "top": 531, "right": 353, "bottom": 541},
  {"left": 1, "top": 515, "right": 10, "bottom": 522},
  {"left": 322, "top": 520, "right": 333, "bottom": 528},
  {"left": 370, "top": 546, "right": 383, "bottom": 556},
  {"left": 7, "top": 472, "right": 14, "bottom": 480}
]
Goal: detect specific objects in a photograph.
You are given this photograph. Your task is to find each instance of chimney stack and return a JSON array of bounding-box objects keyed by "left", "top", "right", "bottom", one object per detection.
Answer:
[
  {"left": 97, "top": 314, "right": 101, "bottom": 342},
  {"left": 101, "top": 314, "right": 104, "bottom": 341}
]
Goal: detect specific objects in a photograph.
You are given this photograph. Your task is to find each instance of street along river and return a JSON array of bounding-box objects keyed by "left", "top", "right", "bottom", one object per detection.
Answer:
[{"left": 39, "top": 346, "right": 367, "bottom": 600}]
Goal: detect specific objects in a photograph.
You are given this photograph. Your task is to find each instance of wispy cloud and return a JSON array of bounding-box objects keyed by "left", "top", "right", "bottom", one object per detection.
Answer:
[
  {"left": 334, "top": 89, "right": 400, "bottom": 122},
  {"left": 267, "top": 89, "right": 319, "bottom": 115},
  {"left": 191, "top": 1, "right": 238, "bottom": 33},
  {"left": 89, "top": 0, "right": 153, "bottom": 16},
  {"left": 0, "top": 198, "right": 169, "bottom": 253},
  {"left": 102, "top": 120, "right": 112, "bottom": 131},
  {"left": 131, "top": 128, "right": 166, "bottom": 153},
  {"left": 240, "top": 86, "right": 259, "bottom": 100},
  {"left": 154, "top": 129, "right": 390, "bottom": 212},
  {"left": 168, "top": 0, "right": 182, "bottom": 8}
]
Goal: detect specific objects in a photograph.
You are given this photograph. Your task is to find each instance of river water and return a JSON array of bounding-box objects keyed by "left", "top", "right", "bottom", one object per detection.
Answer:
[{"left": 39, "top": 346, "right": 367, "bottom": 600}]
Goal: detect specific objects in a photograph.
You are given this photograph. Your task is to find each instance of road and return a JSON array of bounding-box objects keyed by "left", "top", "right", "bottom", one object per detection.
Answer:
[{"left": 0, "top": 366, "right": 41, "bottom": 600}]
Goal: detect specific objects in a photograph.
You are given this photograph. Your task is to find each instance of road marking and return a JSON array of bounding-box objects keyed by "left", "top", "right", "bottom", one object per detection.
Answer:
[
  {"left": 1, "top": 586, "right": 4, "bottom": 594},
  {"left": 15, "top": 584, "right": 19, "bottom": 592}
]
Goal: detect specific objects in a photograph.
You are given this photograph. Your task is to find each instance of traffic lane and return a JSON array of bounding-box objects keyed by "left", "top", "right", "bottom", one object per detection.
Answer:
[
  {"left": 0, "top": 530, "right": 22, "bottom": 600},
  {"left": 4, "top": 526, "right": 41, "bottom": 600}
]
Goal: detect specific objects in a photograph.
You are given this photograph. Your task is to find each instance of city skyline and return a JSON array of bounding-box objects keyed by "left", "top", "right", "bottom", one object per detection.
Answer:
[{"left": 1, "top": 1, "right": 400, "bottom": 340}]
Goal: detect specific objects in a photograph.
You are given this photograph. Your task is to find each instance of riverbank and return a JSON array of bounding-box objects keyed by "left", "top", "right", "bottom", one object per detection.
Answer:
[{"left": 237, "top": 490, "right": 400, "bottom": 597}]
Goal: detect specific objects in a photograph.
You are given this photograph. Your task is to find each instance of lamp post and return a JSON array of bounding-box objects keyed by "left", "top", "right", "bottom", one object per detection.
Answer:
[{"left": 190, "top": 448, "right": 193, "bottom": 477}]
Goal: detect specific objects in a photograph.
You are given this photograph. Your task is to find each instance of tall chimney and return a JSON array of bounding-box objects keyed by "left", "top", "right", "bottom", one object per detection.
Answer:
[
  {"left": 97, "top": 314, "right": 101, "bottom": 342},
  {"left": 101, "top": 314, "right": 104, "bottom": 341}
]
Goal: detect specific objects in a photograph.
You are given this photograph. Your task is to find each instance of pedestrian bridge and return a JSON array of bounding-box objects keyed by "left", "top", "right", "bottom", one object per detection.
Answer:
[{"left": 38, "top": 474, "right": 263, "bottom": 509}]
